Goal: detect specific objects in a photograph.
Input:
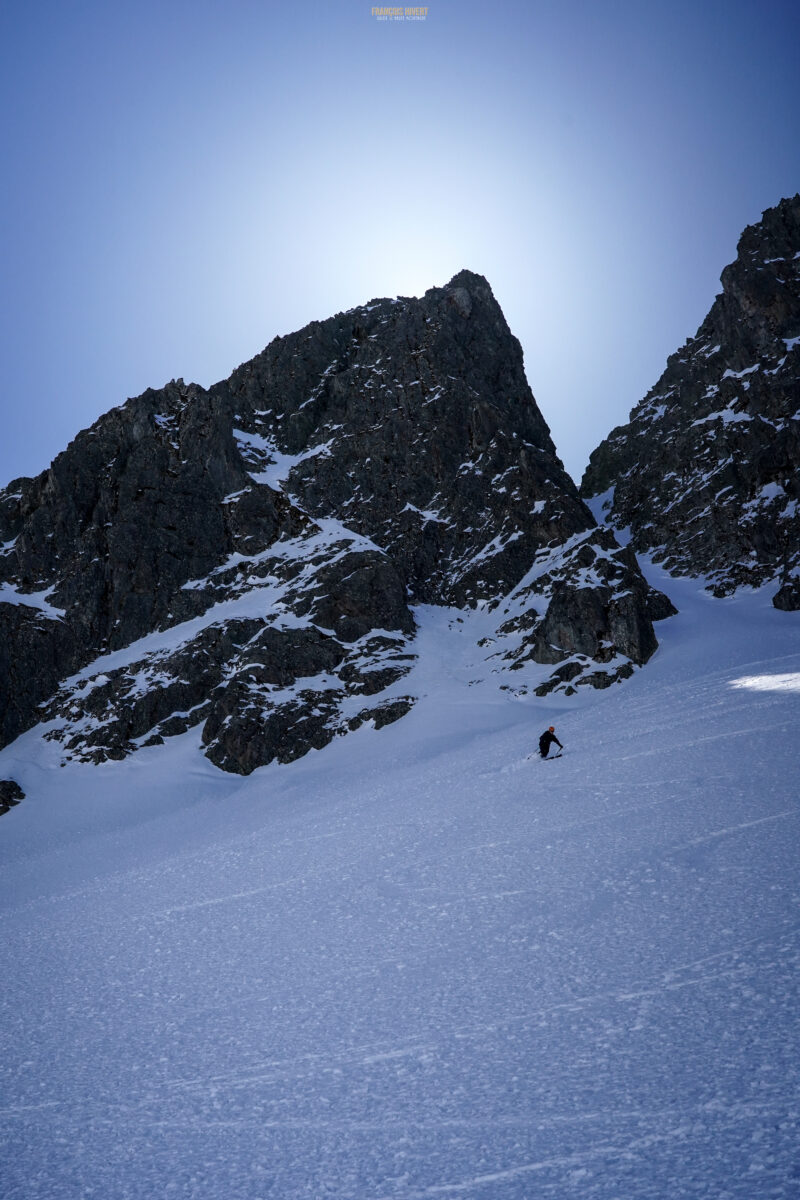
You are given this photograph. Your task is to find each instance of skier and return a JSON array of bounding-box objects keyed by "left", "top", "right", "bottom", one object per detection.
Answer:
[{"left": 539, "top": 725, "right": 563, "bottom": 759}]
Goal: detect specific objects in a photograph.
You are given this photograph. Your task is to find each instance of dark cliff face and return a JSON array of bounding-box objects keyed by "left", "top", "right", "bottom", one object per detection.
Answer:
[
  {"left": 220, "top": 270, "right": 590, "bottom": 606},
  {"left": 581, "top": 195, "right": 800, "bottom": 608},
  {"left": 0, "top": 271, "right": 668, "bottom": 775}
]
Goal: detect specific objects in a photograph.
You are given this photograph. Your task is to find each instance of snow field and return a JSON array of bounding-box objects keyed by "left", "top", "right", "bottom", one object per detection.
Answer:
[{"left": 1, "top": 563, "right": 799, "bottom": 1198}]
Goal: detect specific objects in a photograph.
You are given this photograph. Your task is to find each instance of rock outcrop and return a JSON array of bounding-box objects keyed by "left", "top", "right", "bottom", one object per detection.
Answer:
[
  {"left": 0, "top": 779, "right": 24, "bottom": 816},
  {"left": 0, "top": 271, "right": 669, "bottom": 774},
  {"left": 582, "top": 195, "right": 800, "bottom": 608}
]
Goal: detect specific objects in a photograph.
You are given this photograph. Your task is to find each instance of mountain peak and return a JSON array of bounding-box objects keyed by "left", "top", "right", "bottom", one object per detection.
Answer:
[
  {"left": 443, "top": 268, "right": 491, "bottom": 290},
  {"left": 582, "top": 195, "right": 800, "bottom": 608},
  {"left": 0, "top": 274, "right": 669, "bottom": 776}
]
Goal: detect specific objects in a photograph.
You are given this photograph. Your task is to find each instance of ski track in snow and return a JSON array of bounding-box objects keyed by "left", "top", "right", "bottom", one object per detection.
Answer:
[{"left": 1, "top": 563, "right": 800, "bottom": 1198}]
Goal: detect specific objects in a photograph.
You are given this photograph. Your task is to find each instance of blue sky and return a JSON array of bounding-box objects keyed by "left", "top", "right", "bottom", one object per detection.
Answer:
[{"left": 1, "top": 0, "right": 798, "bottom": 486}]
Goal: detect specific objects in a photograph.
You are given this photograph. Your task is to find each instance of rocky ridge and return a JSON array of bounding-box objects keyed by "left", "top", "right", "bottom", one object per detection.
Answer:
[
  {"left": 0, "top": 271, "right": 670, "bottom": 776},
  {"left": 581, "top": 195, "right": 800, "bottom": 609}
]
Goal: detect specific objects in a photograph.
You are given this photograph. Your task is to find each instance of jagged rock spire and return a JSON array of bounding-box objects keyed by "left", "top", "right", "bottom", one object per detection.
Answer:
[{"left": 582, "top": 195, "right": 800, "bottom": 609}]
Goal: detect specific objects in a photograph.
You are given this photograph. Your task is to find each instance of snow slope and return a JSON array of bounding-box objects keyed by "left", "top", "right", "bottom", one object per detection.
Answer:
[{"left": 1, "top": 560, "right": 799, "bottom": 1199}]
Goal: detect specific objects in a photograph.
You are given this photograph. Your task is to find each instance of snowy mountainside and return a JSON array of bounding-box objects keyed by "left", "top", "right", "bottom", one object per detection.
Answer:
[
  {"left": 0, "top": 271, "right": 669, "bottom": 778},
  {"left": 1, "top": 565, "right": 798, "bottom": 1198},
  {"left": 38, "top": 519, "right": 416, "bottom": 774},
  {"left": 581, "top": 194, "right": 800, "bottom": 608}
]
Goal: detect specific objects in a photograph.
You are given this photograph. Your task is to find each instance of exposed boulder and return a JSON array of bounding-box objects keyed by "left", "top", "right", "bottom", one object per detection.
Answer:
[{"left": 0, "top": 779, "right": 24, "bottom": 816}]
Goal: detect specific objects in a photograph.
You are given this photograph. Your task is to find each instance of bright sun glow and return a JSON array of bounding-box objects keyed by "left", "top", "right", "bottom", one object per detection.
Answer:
[{"left": 730, "top": 672, "right": 800, "bottom": 692}]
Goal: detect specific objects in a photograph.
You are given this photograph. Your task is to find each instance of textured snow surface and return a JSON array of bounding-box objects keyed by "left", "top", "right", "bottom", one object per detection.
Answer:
[{"left": 1, "top": 563, "right": 799, "bottom": 1199}]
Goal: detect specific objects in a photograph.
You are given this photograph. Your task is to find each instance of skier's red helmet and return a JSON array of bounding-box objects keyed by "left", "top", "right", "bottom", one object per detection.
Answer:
[{"left": 549, "top": 726, "right": 555, "bottom": 732}]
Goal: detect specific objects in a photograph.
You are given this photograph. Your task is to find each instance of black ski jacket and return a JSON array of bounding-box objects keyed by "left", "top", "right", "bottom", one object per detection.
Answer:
[{"left": 539, "top": 730, "right": 563, "bottom": 755}]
